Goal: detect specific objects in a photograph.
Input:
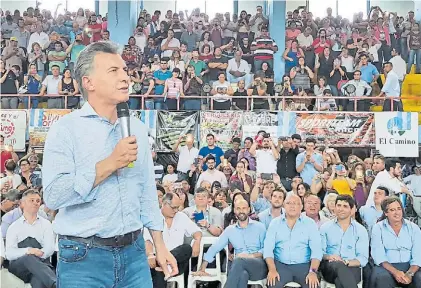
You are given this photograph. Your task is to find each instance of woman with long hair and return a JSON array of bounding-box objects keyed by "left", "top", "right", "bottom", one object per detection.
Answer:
[
  {"left": 283, "top": 39, "right": 304, "bottom": 74},
  {"left": 162, "top": 68, "right": 184, "bottom": 110},
  {"left": 23, "top": 63, "right": 42, "bottom": 109},
  {"left": 199, "top": 44, "right": 213, "bottom": 63},
  {"left": 198, "top": 31, "right": 214, "bottom": 54},
  {"left": 258, "top": 61, "right": 275, "bottom": 95},
  {"left": 350, "top": 162, "right": 368, "bottom": 207},
  {"left": 316, "top": 46, "right": 335, "bottom": 79},
  {"left": 168, "top": 50, "right": 185, "bottom": 76},
  {"left": 162, "top": 163, "right": 178, "bottom": 183},
  {"left": 296, "top": 183, "right": 311, "bottom": 209},
  {"left": 28, "top": 42, "right": 46, "bottom": 78},
  {"left": 214, "top": 188, "right": 229, "bottom": 211},
  {"left": 58, "top": 68, "right": 80, "bottom": 109}
]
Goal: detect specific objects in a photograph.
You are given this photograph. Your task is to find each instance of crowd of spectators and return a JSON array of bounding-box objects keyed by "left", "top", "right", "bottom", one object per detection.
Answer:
[
  {"left": 2, "top": 4, "right": 419, "bottom": 111},
  {"left": 1, "top": 3, "right": 421, "bottom": 288}
]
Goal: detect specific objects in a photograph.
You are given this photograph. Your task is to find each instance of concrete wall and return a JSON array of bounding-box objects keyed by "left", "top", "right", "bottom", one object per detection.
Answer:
[
  {"left": 371, "top": 0, "right": 415, "bottom": 17},
  {"left": 1, "top": 1, "right": 36, "bottom": 12}
]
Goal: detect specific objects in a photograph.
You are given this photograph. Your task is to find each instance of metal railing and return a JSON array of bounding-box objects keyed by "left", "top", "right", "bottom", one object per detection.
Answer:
[{"left": 1, "top": 94, "right": 420, "bottom": 111}]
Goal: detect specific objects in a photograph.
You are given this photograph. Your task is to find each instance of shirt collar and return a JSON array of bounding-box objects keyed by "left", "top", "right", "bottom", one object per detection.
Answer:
[
  {"left": 235, "top": 218, "right": 254, "bottom": 229},
  {"left": 333, "top": 217, "right": 358, "bottom": 228},
  {"left": 280, "top": 213, "right": 303, "bottom": 222},
  {"left": 21, "top": 214, "right": 40, "bottom": 224},
  {"left": 79, "top": 101, "right": 98, "bottom": 118}
]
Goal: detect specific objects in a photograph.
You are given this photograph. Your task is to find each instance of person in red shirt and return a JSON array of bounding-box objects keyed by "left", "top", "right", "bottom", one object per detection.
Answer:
[
  {"left": 0, "top": 135, "right": 19, "bottom": 175},
  {"left": 312, "top": 28, "right": 331, "bottom": 55},
  {"left": 87, "top": 14, "right": 102, "bottom": 43}
]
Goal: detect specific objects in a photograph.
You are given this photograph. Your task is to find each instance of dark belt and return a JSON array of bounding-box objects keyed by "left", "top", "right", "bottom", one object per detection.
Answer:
[{"left": 59, "top": 228, "right": 142, "bottom": 248}]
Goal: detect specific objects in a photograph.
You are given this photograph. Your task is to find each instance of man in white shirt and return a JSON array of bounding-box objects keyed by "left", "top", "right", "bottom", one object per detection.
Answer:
[
  {"left": 226, "top": 50, "right": 252, "bottom": 88},
  {"left": 161, "top": 29, "right": 180, "bottom": 58},
  {"left": 39, "top": 65, "right": 63, "bottom": 109},
  {"left": 5, "top": 190, "right": 56, "bottom": 288},
  {"left": 389, "top": 48, "right": 407, "bottom": 92},
  {"left": 249, "top": 6, "right": 268, "bottom": 37},
  {"left": 377, "top": 62, "right": 402, "bottom": 111},
  {"left": 172, "top": 133, "right": 199, "bottom": 175},
  {"left": 221, "top": 12, "right": 236, "bottom": 41},
  {"left": 250, "top": 132, "right": 279, "bottom": 175},
  {"left": 341, "top": 70, "right": 372, "bottom": 111},
  {"left": 27, "top": 22, "right": 50, "bottom": 51},
  {"left": 144, "top": 192, "right": 202, "bottom": 287},
  {"left": 367, "top": 158, "right": 410, "bottom": 205},
  {"left": 196, "top": 156, "right": 228, "bottom": 188}
]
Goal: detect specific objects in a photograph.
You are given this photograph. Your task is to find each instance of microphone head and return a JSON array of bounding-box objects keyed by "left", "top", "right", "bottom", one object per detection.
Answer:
[{"left": 117, "top": 102, "right": 130, "bottom": 118}]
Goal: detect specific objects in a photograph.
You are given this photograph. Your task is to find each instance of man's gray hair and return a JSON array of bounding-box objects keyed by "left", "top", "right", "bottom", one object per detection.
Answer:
[
  {"left": 162, "top": 192, "right": 178, "bottom": 205},
  {"left": 74, "top": 42, "right": 120, "bottom": 100}
]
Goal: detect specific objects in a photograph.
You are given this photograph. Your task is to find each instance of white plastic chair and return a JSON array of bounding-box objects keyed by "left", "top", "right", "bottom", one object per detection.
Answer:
[
  {"left": 248, "top": 279, "right": 267, "bottom": 287},
  {"left": 167, "top": 273, "right": 184, "bottom": 288},
  {"left": 320, "top": 268, "right": 363, "bottom": 288},
  {"left": 1, "top": 268, "right": 32, "bottom": 288},
  {"left": 285, "top": 282, "right": 301, "bottom": 288},
  {"left": 187, "top": 237, "right": 226, "bottom": 288}
]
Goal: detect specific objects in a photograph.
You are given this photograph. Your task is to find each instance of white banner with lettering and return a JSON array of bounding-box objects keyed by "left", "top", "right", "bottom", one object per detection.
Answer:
[
  {"left": 1, "top": 110, "right": 27, "bottom": 152},
  {"left": 375, "top": 112, "right": 419, "bottom": 157}
]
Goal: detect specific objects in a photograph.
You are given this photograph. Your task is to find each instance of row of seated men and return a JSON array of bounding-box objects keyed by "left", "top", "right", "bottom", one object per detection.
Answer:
[{"left": 1, "top": 187, "right": 420, "bottom": 288}]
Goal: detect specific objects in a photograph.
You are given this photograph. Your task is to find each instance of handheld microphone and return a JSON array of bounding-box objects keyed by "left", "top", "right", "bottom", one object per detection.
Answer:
[{"left": 117, "top": 102, "right": 134, "bottom": 168}]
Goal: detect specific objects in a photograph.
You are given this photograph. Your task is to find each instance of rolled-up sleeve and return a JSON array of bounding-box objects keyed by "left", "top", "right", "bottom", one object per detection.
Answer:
[
  {"left": 410, "top": 224, "right": 421, "bottom": 266},
  {"left": 355, "top": 226, "right": 369, "bottom": 267},
  {"left": 137, "top": 126, "right": 164, "bottom": 231},
  {"left": 371, "top": 223, "right": 388, "bottom": 265},
  {"left": 308, "top": 221, "right": 323, "bottom": 261},
  {"left": 43, "top": 123, "right": 98, "bottom": 210}
]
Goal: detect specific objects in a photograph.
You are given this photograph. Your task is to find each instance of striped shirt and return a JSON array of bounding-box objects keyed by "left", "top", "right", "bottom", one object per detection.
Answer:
[
  {"left": 154, "top": 162, "right": 164, "bottom": 182},
  {"left": 42, "top": 102, "right": 163, "bottom": 238},
  {"left": 251, "top": 37, "right": 278, "bottom": 60}
]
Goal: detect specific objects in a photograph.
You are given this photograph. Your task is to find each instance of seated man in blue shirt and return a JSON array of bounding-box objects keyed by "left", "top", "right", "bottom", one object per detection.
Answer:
[
  {"left": 192, "top": 199, "right": 267, "bottom": 288},
  {"left": 258, "top": 188, "right": 285, "bottom": 229},
  {"left": 371, "top": 197, "right": 421, "bottom": 288},
  {"left": 153, "top": 57, "right": 172, "bottom": 110},
  {"left": 320, "top": 195, "right": 369, "bottom": 288},
  {"left": 359, "top": 186, "right": 390, "bottom": 236},
  {"left": 264, "top": 194, "right": 322, "bottom": 288}
]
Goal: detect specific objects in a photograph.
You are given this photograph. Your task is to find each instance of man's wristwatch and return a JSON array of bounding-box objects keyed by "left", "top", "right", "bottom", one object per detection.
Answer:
[
  {"left": 406, "top": 271, "right": 415, "bottom": 278},
  {"left": 344, "top": 260, "right": 350, "bottom": 266},
  {"left": 309, "top": 268, "right": 318, "bottom": 274}
]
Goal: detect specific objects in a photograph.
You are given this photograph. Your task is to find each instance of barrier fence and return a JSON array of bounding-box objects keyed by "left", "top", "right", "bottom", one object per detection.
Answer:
[
  {"left": 1, "top": 107, "right": 420, "bottom": 155},
  {"left": 1, "top": 94, "right": 421, "bottom": 111}
]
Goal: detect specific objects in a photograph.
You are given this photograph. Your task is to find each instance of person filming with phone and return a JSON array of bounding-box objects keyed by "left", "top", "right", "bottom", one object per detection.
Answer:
[
  {"left": 249, "top": 132, "right": 279, "bottom": 177},
  {"left": 296, "top": 138, "right": 323, "bottom": 185},
  {"left": 326, "top": 163, "right": 357, "bottom": 197}
]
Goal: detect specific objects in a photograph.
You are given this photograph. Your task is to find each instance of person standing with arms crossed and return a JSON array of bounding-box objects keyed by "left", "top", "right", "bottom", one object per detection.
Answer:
[{"left": 42, "top": 42, "right": 177, "bottom": 288}]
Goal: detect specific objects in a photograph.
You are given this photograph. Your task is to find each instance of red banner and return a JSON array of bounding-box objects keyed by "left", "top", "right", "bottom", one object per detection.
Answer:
[{"left": 295, "top": 113, "right": 375, "bottom": 146}]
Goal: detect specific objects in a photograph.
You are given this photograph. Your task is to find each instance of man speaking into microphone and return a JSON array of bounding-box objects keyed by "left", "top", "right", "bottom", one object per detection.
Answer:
[{"left": 42, "top": 42, "right": 177, "bottom": 287}]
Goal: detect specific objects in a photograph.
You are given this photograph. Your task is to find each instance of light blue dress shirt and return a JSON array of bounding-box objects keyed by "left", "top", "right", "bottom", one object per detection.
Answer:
[
  {"left": 252, "top": 196, "right": 271, "bottom": 214},
  {"left": 371, "top": 219, "right": 421, "bottom": 266},
  {"left": 404, "top": 175, "right": 421, "bottom": 196},
  {"left": 42, "top": 103, "right": 163, "bottom": 238},
  {"left": 320, "top": 219, "right": 369, "bottom": 267},
  {"left": 203, "top": 219, "right": 266, "bottom": 263},
  {"left": 359, "top": 204, "right": 383, "bottom": 236},
  {"left": 296, "top": 152, "right": 323, "bottom": 185},
  {"left": 264, "top": 214, "right": 322, "bottom": 264},
  {"left": 258, "top": 208, "right": 284, "bottom": 229}
]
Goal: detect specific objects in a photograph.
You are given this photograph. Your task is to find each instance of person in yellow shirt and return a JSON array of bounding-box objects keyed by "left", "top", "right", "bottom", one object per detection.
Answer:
[{"left": 326, "top": 163, "right": 356, "bottom": 196}]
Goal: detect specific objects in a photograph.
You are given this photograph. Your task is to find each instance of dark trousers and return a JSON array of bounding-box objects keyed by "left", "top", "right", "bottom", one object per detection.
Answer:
[
  {"left": 372, "top": 262, "right": 421, "bottom": 288},
  {"left": 268, "top": 261, "right": 311, "bottom": 288},
  {"left": 320, "top": 260, "right": 361, "bottom": 288},
  {"left": 280, "top": 178, "right": 293, "bottom": 191},
  {"left": 225, "top": 257, "right": 268, "bottom": 288},
  {"left": 151, "top": 244, "right": 192, "bottom": 288},
  {"left": 213, "top": 100, "right": 231, "bottom": 110},
  {"left": 383, "top": 99, "right": 403, "bottom": 111},
  {"left": 8, "top": 255, "right": 56, "bottom": 288},
  {"left": 345, "top": 100, "right": 371, "bottom": 112}
]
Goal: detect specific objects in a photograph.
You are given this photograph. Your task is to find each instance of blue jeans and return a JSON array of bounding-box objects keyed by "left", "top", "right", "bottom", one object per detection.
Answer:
[
  {"left": 183, "top": 99, "right": 201, "bottom": 110},
  {"left": 22, "top": 95, "right": 39, "bottom": 108},
  {"left": 128, "top": 97, "right": 140, "bottom": 110},
  {"left": 408, "top": 49, "right": 421, "bottom": 74},
  {"left": 154, "top": 100, "right": 167, "bottom": 110},
  {"left": 57, "top": 235, "right": 152, "bottom": 288}
]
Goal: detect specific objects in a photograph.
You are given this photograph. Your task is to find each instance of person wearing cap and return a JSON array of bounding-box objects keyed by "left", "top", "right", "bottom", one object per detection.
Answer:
[
  {"left": 0, "top": 58, "right": 19, "bottom": 109},
  {"left": 0, "top": 189, "right": 21, "bottom": 217},
  {"left": 1, "top": 36, "right": 26, "bottom": 70}
]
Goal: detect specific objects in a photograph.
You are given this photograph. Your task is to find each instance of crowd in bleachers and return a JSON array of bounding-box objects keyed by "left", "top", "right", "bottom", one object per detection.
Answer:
[
  {"left": 1, "top": 3, "right": 421, "bottom": 288},
  {"left": 1, "top": 4, "right": 420, "bottom": 112}
]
